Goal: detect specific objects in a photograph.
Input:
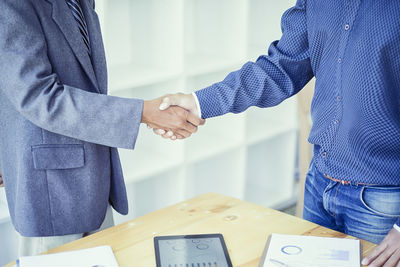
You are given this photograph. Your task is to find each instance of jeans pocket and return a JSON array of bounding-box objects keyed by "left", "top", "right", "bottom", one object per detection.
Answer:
[{"left": 360, "top": 186, "right": 400, "bottom": 218}]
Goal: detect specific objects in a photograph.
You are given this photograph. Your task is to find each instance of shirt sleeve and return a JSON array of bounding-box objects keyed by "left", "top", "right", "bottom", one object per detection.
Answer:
[
  {"left": 0, "top": 0, "right": 143, "bottom": 149},
  {"left": 191, "top": 92, "right": 202, "bottom": 118},
  {"left": 393, "top": 223, "right": 400, "bottom": 233},
  {"left": 394, "top": 218, "right": 400, "bottom": 232},
  {"left": 195, "top": 0, "right": 313, "bottom": 119}
]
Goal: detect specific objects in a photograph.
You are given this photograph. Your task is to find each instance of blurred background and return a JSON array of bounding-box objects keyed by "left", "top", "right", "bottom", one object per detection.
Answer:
[{"left": 0, "top": 0, "right": 316, "bottom": 264}]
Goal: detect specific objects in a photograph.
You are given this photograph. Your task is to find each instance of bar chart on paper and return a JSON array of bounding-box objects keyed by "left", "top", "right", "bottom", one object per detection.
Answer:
[{"left": 260, "top": 234, "right": 360, "bottom": 267}]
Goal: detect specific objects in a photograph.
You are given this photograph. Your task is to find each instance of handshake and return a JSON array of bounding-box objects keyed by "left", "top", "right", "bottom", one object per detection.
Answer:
[{"left": 141, "top": 93, "right": 205, "bottom": 140}]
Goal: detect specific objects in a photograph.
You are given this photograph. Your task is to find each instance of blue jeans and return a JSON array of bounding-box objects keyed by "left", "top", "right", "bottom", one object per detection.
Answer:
[{"left": 303, "top": 160, "right": 400, "bottom": 244}]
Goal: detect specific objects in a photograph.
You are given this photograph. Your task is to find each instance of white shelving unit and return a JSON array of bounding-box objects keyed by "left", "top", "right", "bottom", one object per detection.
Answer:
[
  {"left": 0, "top": 0, "right": 297, "bottom": 264},
  {"left": 104, "top": 0, "right": 298, "bottom": 224}
]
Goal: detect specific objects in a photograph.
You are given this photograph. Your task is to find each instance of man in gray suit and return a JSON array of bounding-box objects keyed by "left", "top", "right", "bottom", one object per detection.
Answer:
[{"left": 0, "top": 0, "right": 203, "bottom": 256}]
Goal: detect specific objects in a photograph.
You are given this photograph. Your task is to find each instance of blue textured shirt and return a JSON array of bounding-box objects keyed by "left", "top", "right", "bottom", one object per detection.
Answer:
[{"left": 195, "top": 0, "right": 400, "bottom": 186}]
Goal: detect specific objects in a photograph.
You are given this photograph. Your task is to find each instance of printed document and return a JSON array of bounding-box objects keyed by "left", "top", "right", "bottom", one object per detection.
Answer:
[
  {"left": 18, "top": 245, "right": 119, "bottom": 267},
  {"left": 259, "top": 234, "right": 360, "bottom": 267}
]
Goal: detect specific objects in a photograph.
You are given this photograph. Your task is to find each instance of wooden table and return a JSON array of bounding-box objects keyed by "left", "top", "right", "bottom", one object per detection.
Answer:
[{"left": 6, "top": 193, "right": 376, "bottom": 266}]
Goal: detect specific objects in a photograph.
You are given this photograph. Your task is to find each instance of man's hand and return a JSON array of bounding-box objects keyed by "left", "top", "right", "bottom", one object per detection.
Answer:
[
  {"left": 152, "top": 93, "right": 203, "bottom": 140},
  {"left": 159, "top": 93, "right": 199, "bottom": 117},
  {"left": 0, "top": 170, "right": 4, "bottom": 187},
  {"left": 142, "top": 97, "right": 204, "bottom": 140},
  {"left": 362, "top": 228, "right": 400, "bottom": 267}
]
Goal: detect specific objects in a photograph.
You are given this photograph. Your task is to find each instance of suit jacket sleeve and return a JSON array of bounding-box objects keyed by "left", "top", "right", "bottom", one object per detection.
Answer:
[
  {"left": 0, "top": 0, "right": 142, "bottom": 149},
  {"left": 195, "top": 0, "right": 313, "bottom": 119}
]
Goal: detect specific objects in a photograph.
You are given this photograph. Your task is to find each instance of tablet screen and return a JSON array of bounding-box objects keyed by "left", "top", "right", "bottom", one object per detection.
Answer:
[{"left": 154, "top": 234, "right": 233, "bottom": 267}]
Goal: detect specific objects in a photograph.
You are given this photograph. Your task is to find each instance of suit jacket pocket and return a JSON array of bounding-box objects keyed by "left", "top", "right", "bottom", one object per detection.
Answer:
[{"left": 31, "top": 144, "right": 85, "bottom": 170}]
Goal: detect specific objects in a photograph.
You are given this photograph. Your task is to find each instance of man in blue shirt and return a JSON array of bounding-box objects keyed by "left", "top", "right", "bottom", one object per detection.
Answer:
[{"left": 156, "top": 0, "right": 400, "bottom": 266}]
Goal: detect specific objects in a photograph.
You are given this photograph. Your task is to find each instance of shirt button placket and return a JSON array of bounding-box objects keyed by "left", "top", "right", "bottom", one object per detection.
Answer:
[{"left": 328, "top": 7, "right": 356, "bottom": 162}]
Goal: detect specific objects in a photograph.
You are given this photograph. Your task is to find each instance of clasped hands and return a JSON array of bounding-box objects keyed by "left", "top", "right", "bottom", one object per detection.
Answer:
[{"left": 141, "top": 93, "right": 204, "bottom": 140}]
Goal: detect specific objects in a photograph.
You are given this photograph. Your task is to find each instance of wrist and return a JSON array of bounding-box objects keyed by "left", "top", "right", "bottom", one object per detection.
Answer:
[
  {"left": 179, "top": 93, "right": 198, "bottom": 117},
  {"left": 141, "top": 100, "right": 155, "bottom": 124}
]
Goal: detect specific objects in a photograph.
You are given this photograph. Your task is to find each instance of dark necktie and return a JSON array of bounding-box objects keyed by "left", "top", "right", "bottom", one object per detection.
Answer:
[{"left": 66, "top": 0, "right": 91, "bottom": 56}]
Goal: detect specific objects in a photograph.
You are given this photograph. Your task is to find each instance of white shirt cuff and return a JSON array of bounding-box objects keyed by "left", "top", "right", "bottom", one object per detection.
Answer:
[
  {"left": 191, "top": 92, "right": 202, "bottom": 118},
  {"left": 393, "top": 224, "right": 400, "bottom": 233}
]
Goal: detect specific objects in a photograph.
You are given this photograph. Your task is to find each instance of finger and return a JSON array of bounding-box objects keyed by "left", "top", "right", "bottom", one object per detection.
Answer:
[
  {"left": 159, "top": 95, "right": 180, "bottom": 111},
  {"left": 153, "top": 129, "right": 166, "bottom": 135},
  {"left": 186, "top": 112, "right": 204, "bottom": 127},
  {"left": 179, "top": 120, "right": 197, "bottom": 133},
  {"left": 174, "top": 134, "right": 185, "bottom": 140},
  {"left": 383, "top": 248, "right": 400, "bottom": 267},
  {"left": 175, "top": 129, "right": 191, "bottom": 138},
  {"left": 159, "top": 97, "right": 171, "bottom": 110},
  {"left": 363, "top": 243, "right": 388, "bottom": 265},
  {"left": 161, "top": 134, "right": 171, "bottom": 139},
  {"left": 368, "top": 244, "right": 396, "bottom": 267},
  {"left": 159, "top": 93, "right": 185, "bottom": 110},
  {"left": 162, "top": 131, "right": 174, "bottom": 139}
]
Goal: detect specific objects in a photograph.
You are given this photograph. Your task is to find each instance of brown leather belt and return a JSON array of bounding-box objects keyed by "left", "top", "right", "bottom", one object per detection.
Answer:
[
  {"left": 323, "top": 174, "right": 351, "bottom": 185},
  {"left": 323, "top": 174, "right": 379, "bottom": 186}
]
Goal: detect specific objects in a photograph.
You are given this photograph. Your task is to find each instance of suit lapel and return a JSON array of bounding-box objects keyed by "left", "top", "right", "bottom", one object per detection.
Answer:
[
  {"left": 80, "top": 0, "right": 108, "bottom": 94},
  {"left": 45, "top": 0, "right": 101, "bottom": 93}
]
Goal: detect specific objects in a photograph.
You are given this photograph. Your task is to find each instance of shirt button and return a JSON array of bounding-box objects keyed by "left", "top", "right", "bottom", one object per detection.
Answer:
[
  {"left": 334, "top": 120, "right": 339, "bottom": 124},
  {"left": 344, "top": 24, "right": 350, "bottom": 30},
  {"left": 322, "top": 152, "right": 327, "bottom": 158},
  {"left": 338, "top": 58, "right": 342, "bottom": 63},
  {"left": 337, "top": 95, "right": 342, "bottom": 101}
]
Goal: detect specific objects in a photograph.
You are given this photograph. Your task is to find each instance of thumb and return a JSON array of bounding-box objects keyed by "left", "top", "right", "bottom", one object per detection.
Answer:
[{"left": 159, "top": 95, "right": 180, "bottom": 110}]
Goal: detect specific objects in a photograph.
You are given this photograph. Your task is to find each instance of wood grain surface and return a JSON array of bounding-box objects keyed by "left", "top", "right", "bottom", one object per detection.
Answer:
[{"left": 6, "top": 193, "right": 376, "bottom": 266}]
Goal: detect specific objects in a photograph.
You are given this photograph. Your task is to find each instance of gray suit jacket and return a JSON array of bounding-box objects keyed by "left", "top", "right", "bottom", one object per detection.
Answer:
[{"left": 0, "top": 0, "right": 143, "bottom": 236}]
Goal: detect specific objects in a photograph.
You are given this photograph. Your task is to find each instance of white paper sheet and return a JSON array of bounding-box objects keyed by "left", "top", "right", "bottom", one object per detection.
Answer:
[
  {"left": 260, "top": 234, "right": 360, "bottom": 267},
  {"left": 18, "top": 245, "right": 119, "bottom": 267}
]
